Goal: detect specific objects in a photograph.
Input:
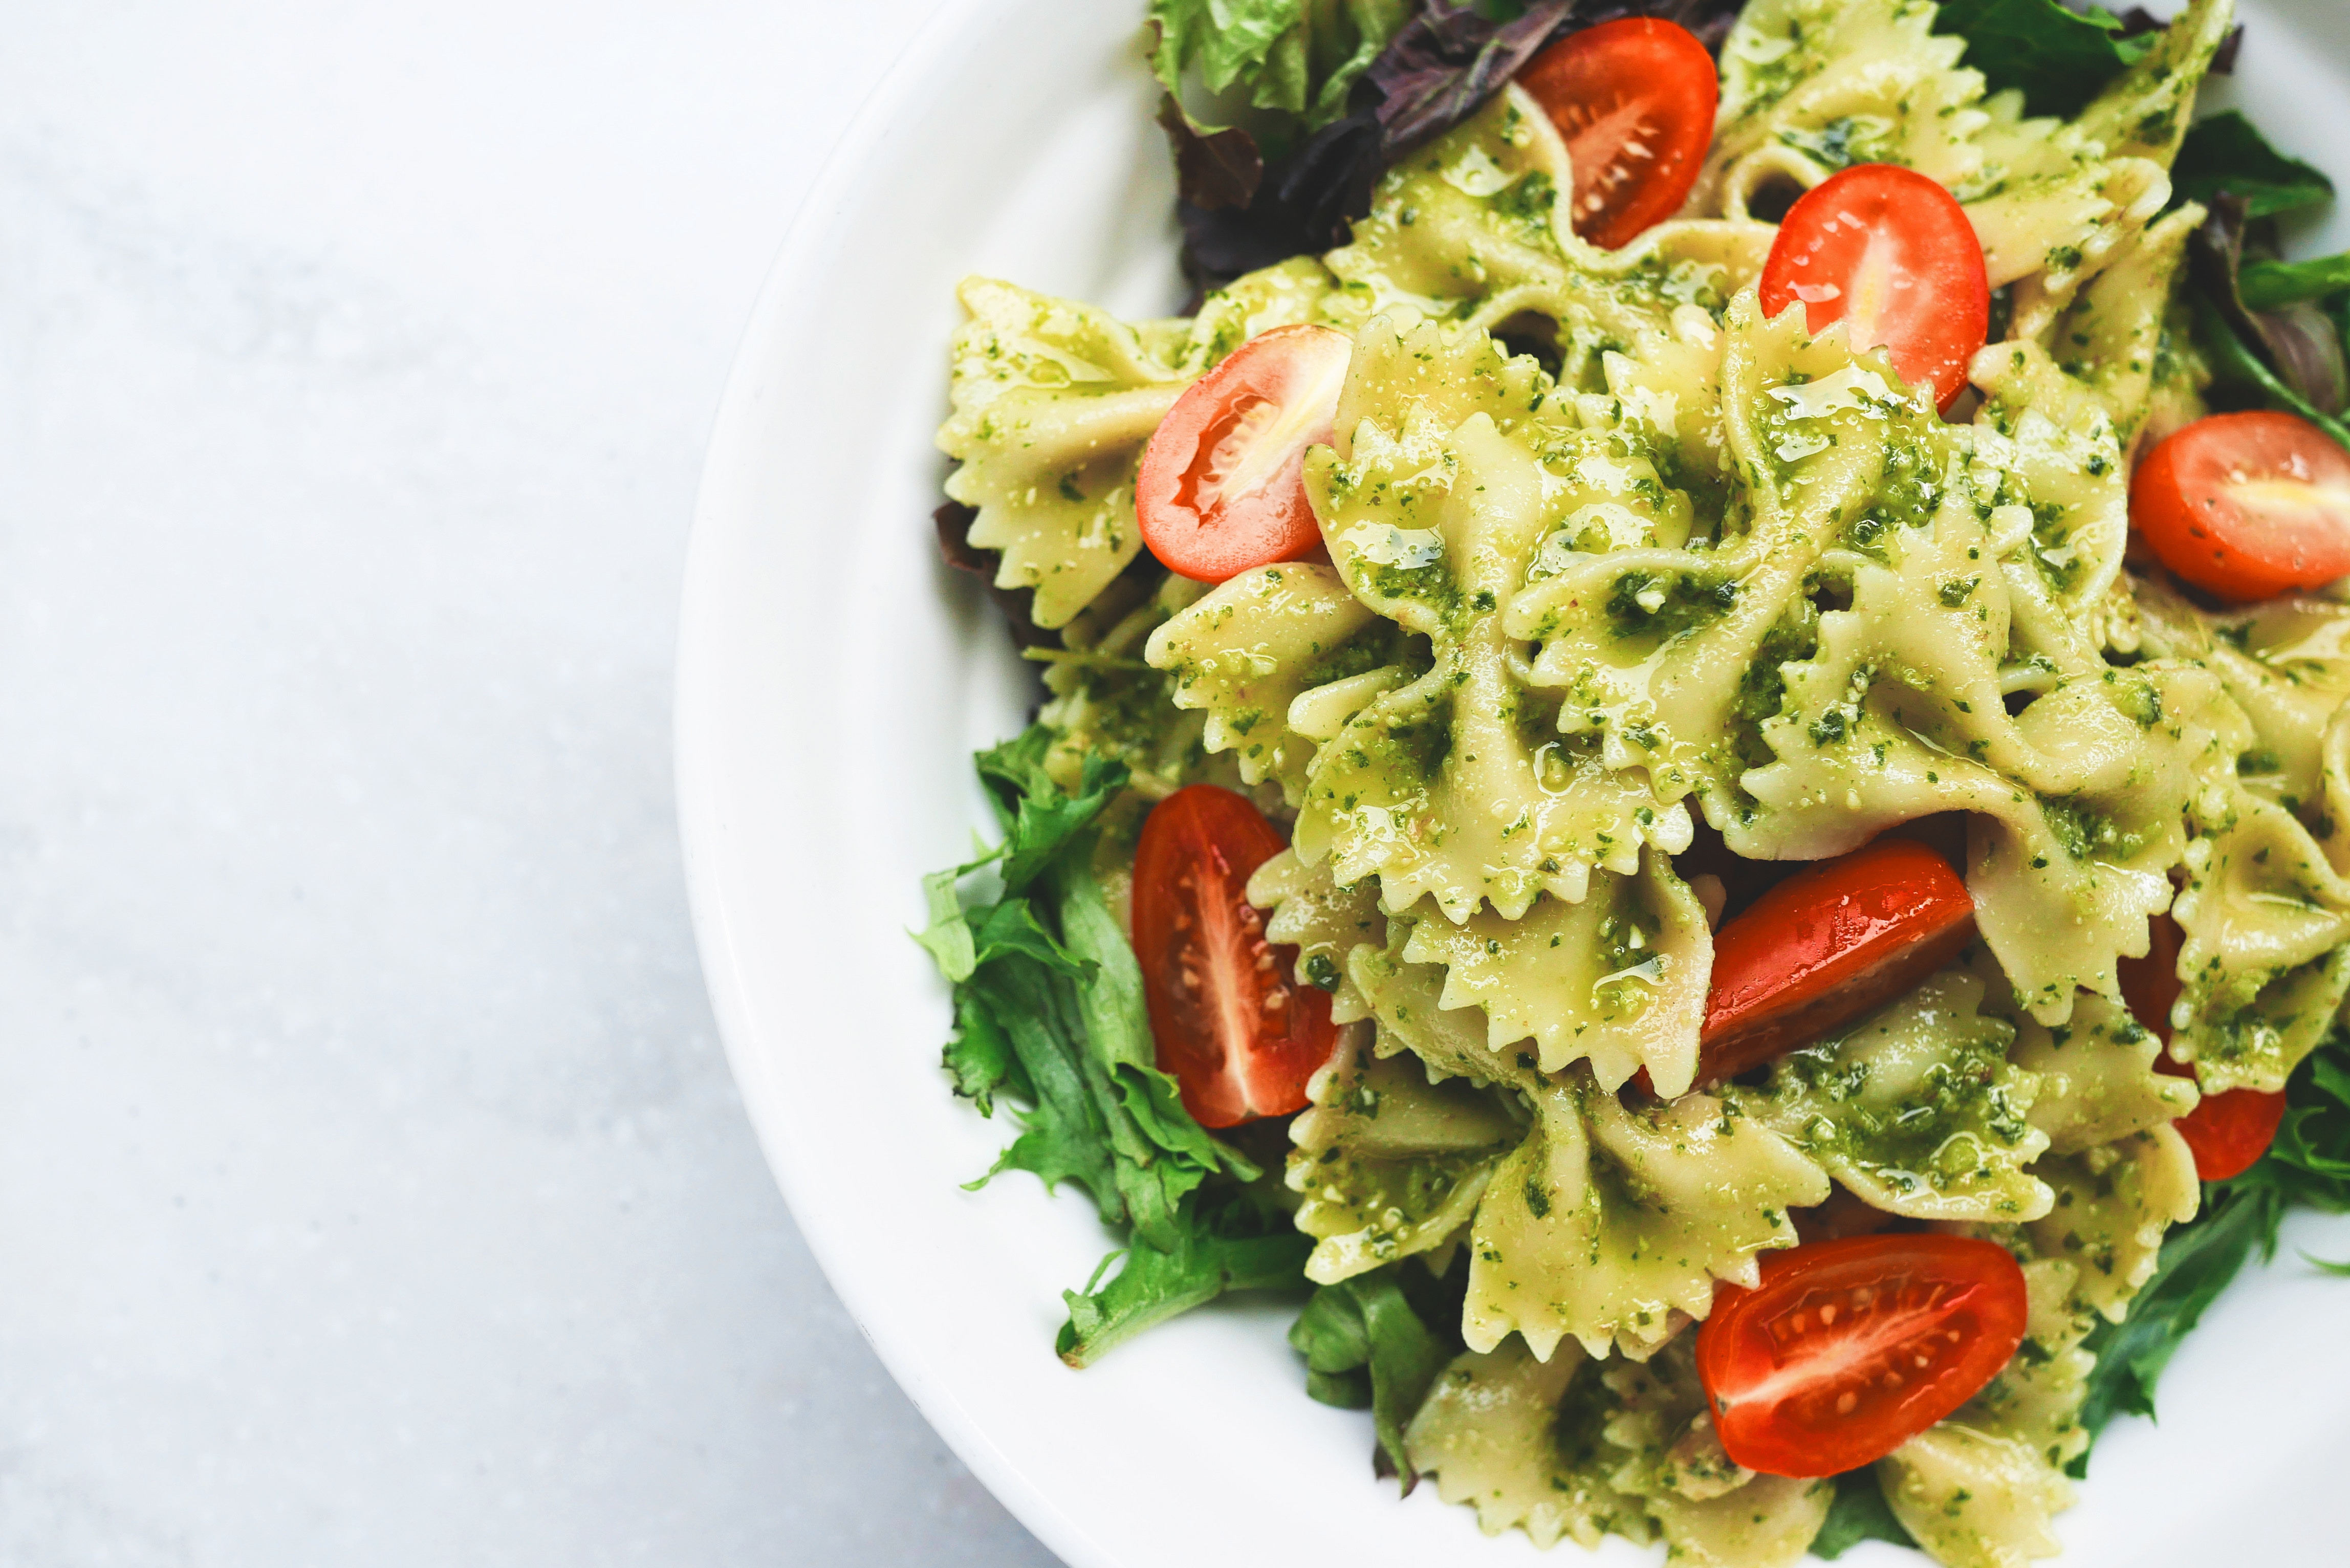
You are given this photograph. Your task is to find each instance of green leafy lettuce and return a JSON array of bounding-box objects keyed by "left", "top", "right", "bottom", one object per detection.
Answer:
[
  {"left": 1288, "top": 1261, "right": 1461, "bottom": 1485},
  {"left": 1933, "top": 0, "right": 2153, "bottom": 121},
  {"left": 1149, "top": 0, "right": 1411, "bottom": 138},
  {"left": 1811, "top": 1467, "right": 1920, "bottom": 1560},
  {"left": 2173, "top": 110, "right": 2336, "bottom": 219},
  {"left": 1059, "top": 1180, "right": 1314, "bottom": 1366},
  {"left": 2241, "top": 254, "right": 2350, "bottom": 312},
  {"left": 919, "top": 726, "right": 1307, "bottom": 1356}
]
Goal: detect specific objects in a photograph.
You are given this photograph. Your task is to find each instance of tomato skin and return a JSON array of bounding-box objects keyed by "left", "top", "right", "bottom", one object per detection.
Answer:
[
  {"left": 1757, "top": 165, "right": 1990, "bottom": 412},
  {"left": 2129, "top": 411, "right": 2350, "bottom": 601},
  {"left": 1696, "top": 838, "right": 1976, "bottom": 1086},
  {"left": 1137, "top": 324, "right": 1353, "bottom": 584},
  {"left": 1130, "top": 785, "right": 1337, "bottom": 1128},
  {"left": 1517, "top": 18, "right": 1718, "bottom": 251},
  {"left": 2122, "top": 912, "right": 2288, "bottom": 1181},
  {"left": 2168, "top": 1082, "right": 2288, "bottom": 1182},
  {"left": 1698, "top": 1234, "right": 2029, "bottom": 1478}
]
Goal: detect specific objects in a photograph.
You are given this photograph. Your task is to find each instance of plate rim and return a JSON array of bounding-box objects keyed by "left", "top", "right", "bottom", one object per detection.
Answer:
[{"left": 674, "top": 0, "right": 1103, "bottom": 1562}]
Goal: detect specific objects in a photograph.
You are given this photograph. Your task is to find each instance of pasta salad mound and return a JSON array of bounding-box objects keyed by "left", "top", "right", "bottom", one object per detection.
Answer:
[{"left": 914, "top": 1, "right": 2350, "bottom": 1562}]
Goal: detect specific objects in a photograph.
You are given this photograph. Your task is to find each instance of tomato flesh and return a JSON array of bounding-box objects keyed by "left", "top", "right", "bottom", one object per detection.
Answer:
[
  {"left": 1758, "top": 164, "right": 1990, "bottom": 412},
  {"left": 1697, "top": 1234, "right": 2029, "bottom": 1478},
  {"left": 1137, "top": 324, "right": 1352, "bottom": 584},
  {"left": 2122, "top": 912, "right": 2288, "bottom": 1181},
  {"left": 1697, "top": 837, "right": 1976, "bottom": 1085},
  {"left": 1130, "top": 785, "right": 1337, "bottom": 1127},
  {"left": 2130, "top": 410, "right": 2350, "bottom": 601},
  {"left": 1517, "top": 17, "right": 1718, "bottom": 251}
]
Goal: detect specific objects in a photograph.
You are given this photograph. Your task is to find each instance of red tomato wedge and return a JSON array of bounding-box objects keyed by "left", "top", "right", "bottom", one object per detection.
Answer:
[
  {"left": 1696, "top": 837, "right": 1976, "bottom": 1086},
  {"left": 2129, "top": 410, "right": 2350, "bottom": 601},
  {"left": 1517, "top": 17, "right": 1718, "bottom": 251},
  {"left": 1758, "top": 165, "right": 1990, "bottom": 412},
  {"left": 2121, "top": 913, "right": 2288, "bottom": 1181},
  {"left": 1130, "top": 785, "right": 1337, "bottom": 1127},
  {"left": 1698, "top": 1234, "right": 2029, "bottom": 1477},
  {"left": 1137, "top": 324, "right": 1351, "bottom": 584}
]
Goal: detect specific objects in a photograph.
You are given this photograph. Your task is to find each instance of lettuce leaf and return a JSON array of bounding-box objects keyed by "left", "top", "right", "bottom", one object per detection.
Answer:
[
  {"left": 1932, "top": 0, "right": 2153, "bottom": 121},
  {"left": 922, "top": 727, "right": 1258, "bottom": 1255},
  {"left": 2193, "top": 294, "right": 2350, "bottom": 449},
  {"left": 2173, "top": 110, "right": 2335, "bottom": 219},
  {"left": 2242, "top": 253, "right": 2350, "bottom": 311},
  {"left": 1150, "top": 0, "right": 1413, "bottom": 219},
  {"left": 1811, "top": 1468, "right": 1920, "bottom": 1560},
  {"left": 2188, "top": 193, "right": 2350, "bottom": 434},
  {"left": 1289, "top": 1265, "right": 1456, "bottom": 1487},
  {"left": 1058, "top": 1181, "right": 1313, "bottom": 1366}
]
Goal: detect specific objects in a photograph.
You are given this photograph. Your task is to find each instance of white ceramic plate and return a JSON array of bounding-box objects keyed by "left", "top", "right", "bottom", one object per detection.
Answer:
[{"left": 677, "top": 3, "right": 2350, "bottom": 1562}]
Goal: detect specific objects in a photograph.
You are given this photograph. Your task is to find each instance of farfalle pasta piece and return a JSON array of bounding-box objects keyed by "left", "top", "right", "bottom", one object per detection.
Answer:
[
  {"left": 1702, "top": 0, "right": 1990, "bottom": 216},
  {"left": 1515, "top": 294, "right": 1960, "bottom": 809},
  {"left": 1246, "top": 847, "right": 1386, "bottom": 1025},
  {"left": 939, "top": 278, "right": 1192, "bottom": 628},
  {"left": 2008, "top": 990, "right": 2198, "bottom": 1156},
  {"left": 939, "top": 260, "right": 1334, "bottom": 628},
  {"left": 1400, "top": 850, "right": 1711, "bottom": 1097},
  {"left": 1326, "top": 86, "right": 1771, "bottom": 390},
  {"left": 1603, "top": 1344, "right": 1833, "bottom": 1568},
  {"left": 1881, "top": 1418, "right": 2077, "bottom": 1568},
  {"left": 1739, "top": 968, "right": 2054, "bottom": 1223},
  {"left": 1297, "top": 319, "right": 1695, "bottom": 920},
  {"left": 1287, "top": 1028, "right": 1522, "bottom": 1284},
  {"left": 2025, "top": 1127, "right": 2201, "bottom": 1321},
  {"left": 1347, "top": 919, "right": 1531, "bottom": 1089},
  {"left": 1144, "top": 560, "right": 1417, "bottom": 802},
  {"left": 2037, "top": 205, "right": 2205, "bottom": 455},
  {"left": 1732, "top": 458, "right": 2233, "bottom": 1019},
  {"left": 1463, "top": 1070, "right": 1829, "bottom": 1361},
  {"left": 2129, "top": 583, "right": 2350, "bottom": 1091},
  {"left": 1405, "top": 1338, "right": 1655, "bottom": 1551},
  {"left": 2071, "top": 0, "right": 2237, "bottom": 169}
]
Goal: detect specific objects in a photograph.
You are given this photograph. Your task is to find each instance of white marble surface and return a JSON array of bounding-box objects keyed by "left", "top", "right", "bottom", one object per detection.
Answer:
[{"left": 0, "top": 3, "right": 1058, "bottom": 1562}]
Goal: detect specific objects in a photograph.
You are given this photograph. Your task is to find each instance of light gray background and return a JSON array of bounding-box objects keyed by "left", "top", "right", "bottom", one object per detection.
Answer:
[{"left": 0, "top": 2, "right": 1062, "bottom": 1562}]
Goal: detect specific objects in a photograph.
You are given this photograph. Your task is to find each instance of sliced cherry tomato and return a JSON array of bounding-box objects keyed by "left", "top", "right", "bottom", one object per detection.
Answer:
[
  {"left": 1517, "top": 17, "right": 1718, "bottom": 251},
  {"left": 2122, "top": 912, "right": 2288, "bottom": 1181},
  {"left": 1137, "top": 324, "right": 1351, "bottom": 584},
  {"left": 1757, "top": 164, "right": 1990, "bottom": 412},
  {"left": 1696, "top": 837, "right": 1976, "bottom": 1085},
  {"left": 2129, "top": 410, "right": 2350, "bottom": 601},
  {"left": 1131, "top": 785, "right": 1337, "bottom": 1127},
  {"left": 1697, "top": 1234, "right": 2029, "bottom": 1478}
]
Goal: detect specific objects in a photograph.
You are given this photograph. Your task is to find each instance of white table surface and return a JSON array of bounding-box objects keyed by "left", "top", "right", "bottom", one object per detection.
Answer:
[{"left": 0, "top": 3, "right": 1059, "bottom": 1562}]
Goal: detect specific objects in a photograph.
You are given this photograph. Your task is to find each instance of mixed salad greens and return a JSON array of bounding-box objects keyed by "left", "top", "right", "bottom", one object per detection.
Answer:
[{"left": 918, "top": 0, "right": 2350, "bottom": 1559}]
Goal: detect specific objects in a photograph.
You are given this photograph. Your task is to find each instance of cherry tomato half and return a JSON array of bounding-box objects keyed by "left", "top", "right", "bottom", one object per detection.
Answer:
[
  {"left": 1697, "top": 1234, "right": 2029, "bottom": 1478},
  {"left": 1130, "top": 785, "right": 1337, "bottom": 1127},
  {"left": 1758, "top": 164, "right": 1990, "bottom": 412},
  {"left": 2121, "top": 912, "right": 2288, "bottom": 1181},
  {"left": 1137, "top": 324, "right": 1352, "bottom": 584},
  {"left": 1517, "top": 17, "right": 1718, "bottom": 251},
  {"left": 2129, "top": 410, "right": 2350, "bottom": 602},
  {"left": 1697, "top": 837, "right": 1976, "bottom": 1086}
]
